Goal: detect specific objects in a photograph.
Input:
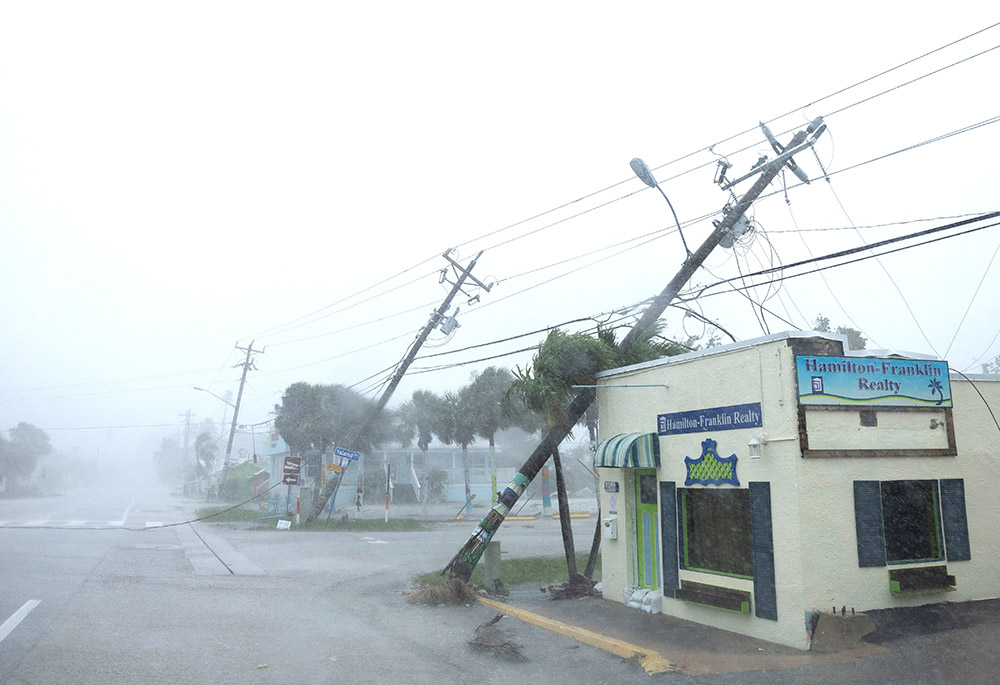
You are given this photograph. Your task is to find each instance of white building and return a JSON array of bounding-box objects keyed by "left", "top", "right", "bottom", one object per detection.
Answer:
[{"left": 594, "top": 331, "right": 999, "bottom": 650}]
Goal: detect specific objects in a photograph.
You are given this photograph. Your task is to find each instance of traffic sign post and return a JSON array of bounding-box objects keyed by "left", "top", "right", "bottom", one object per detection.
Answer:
[{"left": 334, "top": 447, "right": 361, "bottom": 461}]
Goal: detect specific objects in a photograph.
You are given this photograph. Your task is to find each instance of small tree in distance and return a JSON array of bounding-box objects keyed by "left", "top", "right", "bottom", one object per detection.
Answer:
[{"left": 814, "top": 314, "right": 867, "bottom": 350}]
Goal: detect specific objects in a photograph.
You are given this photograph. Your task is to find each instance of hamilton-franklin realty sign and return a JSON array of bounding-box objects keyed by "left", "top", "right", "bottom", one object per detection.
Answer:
[
  {"left": 796, "top": 355, "right": 952, "bottom": 407},
  {"left": 658, "top": 402, "right": 763, "bottom": 436}
]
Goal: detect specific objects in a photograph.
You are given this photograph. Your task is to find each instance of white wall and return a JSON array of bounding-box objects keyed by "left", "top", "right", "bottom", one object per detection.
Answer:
[
  {"left": 596, "top": 332, "right": 1000, "bottom": 651},
  {"left": 597, "top": 338, "right": 811, "bottom": 649}
]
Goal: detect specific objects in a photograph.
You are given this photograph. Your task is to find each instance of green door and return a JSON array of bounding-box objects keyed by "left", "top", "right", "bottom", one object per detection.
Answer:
[{"left": 635, "top": 468, "right": 660, "bottom": 590}]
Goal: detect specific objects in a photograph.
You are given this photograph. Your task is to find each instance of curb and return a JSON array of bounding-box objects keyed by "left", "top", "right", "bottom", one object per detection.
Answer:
[{"left": 477, "top": 597, "right": 678, "bottom": 675}]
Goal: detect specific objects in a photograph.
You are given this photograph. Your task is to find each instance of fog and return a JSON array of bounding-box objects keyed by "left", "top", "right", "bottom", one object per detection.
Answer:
[{"left": 1, "top": 3, "right": 998, "bottom": 475}]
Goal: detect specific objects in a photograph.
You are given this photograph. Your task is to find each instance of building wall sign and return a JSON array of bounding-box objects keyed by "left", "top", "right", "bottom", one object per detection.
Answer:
[
  {"left": 796, "top": 356, "right": 952, "bottom": 407},
  {"left": 658, "top": 403, "right": 762, "bottom": 436},
  {"left": 684, "top": 438, "right": 739, "bottom": 486}
]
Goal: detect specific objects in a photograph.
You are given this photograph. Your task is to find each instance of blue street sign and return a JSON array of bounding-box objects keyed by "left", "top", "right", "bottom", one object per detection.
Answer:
[{"left": 334, "top": 447, "right": 361, "bottom": 461}]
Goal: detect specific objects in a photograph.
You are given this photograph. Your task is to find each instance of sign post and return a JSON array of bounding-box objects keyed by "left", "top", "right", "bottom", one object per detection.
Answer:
[{"left": 282, "top": 456, "right": 302, "bottom": 485}]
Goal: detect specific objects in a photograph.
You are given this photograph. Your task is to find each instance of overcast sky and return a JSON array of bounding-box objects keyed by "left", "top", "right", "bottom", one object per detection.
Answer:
[{"left": 2, "top": 2, "right": 998, "bottom": 460}]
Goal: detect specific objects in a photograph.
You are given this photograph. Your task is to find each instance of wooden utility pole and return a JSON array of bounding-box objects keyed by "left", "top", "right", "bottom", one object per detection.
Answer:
[
  {"left": 306, "top": 251, "right": 489, "bottom": 521},
  {"left": 218, "top": 341, "right": 263, "bottom": 496},
  {"left": 446, "top": 118, "right": 825, "bottom": 580}
]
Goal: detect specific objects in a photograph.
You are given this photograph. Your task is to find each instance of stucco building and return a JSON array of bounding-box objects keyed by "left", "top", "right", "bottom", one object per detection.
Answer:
[{"left": 593, "top": 331, "right": 999, "bottom": 649}]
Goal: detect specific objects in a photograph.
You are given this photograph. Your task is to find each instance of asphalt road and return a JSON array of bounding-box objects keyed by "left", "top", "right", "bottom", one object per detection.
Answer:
[
  {"left": 0, "top": 484, "right": 630, "bottom": 684},
  {"left": 4, "top": 484, "right": 1000, "bottom": 684}
]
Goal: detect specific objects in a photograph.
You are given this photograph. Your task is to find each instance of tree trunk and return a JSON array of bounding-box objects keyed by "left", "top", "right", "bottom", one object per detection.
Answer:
[
  {"left": 462, "top": 443, "right": 472, "bottom": 514},
  {"left": 552, "top": 446, "right": 577, "bottom": 579},
  {"left": 584, "top": 504, "right": 601, "bottom": 579},
  {"left": 446, "top": 388, "right": 595, "bottom": 580}
]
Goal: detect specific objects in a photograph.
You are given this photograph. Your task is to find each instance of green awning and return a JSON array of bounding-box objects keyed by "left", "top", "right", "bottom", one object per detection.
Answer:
[{"left": 594, "top": 433, "right": 660, "bottom": 469}]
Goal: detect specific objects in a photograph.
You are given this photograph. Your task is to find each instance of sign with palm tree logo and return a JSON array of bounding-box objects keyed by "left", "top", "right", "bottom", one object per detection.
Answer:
[{"left": 796, "top": 356, "right": 952, "bottom": 407}]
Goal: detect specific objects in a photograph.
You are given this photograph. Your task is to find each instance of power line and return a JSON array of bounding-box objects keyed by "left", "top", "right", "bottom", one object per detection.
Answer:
[
  {"left": 689, "top": 216, "right": 1000, "bottom": 300},
  {"left": 943, "top": 236, "right": 1000, "bottom": 358},
  {"left": 237, "top": 24, "right": 1000, "bottom": 345}
]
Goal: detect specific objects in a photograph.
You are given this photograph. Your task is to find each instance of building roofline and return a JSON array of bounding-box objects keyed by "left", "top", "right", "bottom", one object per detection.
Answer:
[{"left": 597, "top": 329, "right": 945, "bottom": 379}]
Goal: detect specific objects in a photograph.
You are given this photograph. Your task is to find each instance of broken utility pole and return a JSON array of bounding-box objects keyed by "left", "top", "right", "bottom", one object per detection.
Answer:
[
  {"left": 218, "top": 340, "right": 263, "bottom": 496},
  {"left": 306, "top": 250, "right": 490, "bottom": 521},
  {"left": 446, "top": 118, "right": 826, "bottom": 580}
]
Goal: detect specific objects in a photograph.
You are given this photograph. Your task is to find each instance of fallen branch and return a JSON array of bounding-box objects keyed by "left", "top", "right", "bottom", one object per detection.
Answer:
[{"left": 468, "top": 613, "right": 525, "bottom": 661}]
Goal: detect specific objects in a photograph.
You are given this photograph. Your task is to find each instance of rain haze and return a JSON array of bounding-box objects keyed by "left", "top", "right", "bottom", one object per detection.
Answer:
[{"left": 1, "top": 1, "right": 998, "bottom": 466}]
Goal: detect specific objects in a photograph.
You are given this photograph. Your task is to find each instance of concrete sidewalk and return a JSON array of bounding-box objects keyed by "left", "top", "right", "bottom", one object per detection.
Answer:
[{"left": 487, "top": 586, "right": 1000, "bottom": 679}]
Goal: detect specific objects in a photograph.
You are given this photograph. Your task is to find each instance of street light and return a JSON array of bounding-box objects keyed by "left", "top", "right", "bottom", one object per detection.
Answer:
[
  {"left": 630, "top": 157, "right": 692, "bottom": 260},
  {"left": 193, "top": 386, "right": 235, "bottom": 408}
]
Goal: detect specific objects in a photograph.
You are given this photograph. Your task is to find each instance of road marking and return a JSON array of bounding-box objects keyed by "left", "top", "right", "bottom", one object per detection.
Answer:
[
  {"left": 360, "top": 537, "right": 387, "bottom": 544},
  {"left": 107, "top": 521, "right": 123, "bottom": 527},
  {"left": 121, "top": 496, "right": 138, "bottom": 524},
  {"left": 145, "top": 522, "right": 163, "bottom": 528},
  {"left": 477, "top": 597, "right": 678, "bottom": 675},
  {"left": 0, "top": 600, "right": 41, "bottom": 645},
  {"left": 65, "top": 520, "right": 87, "bottom": 527},
  {"left": 21, "top": 521, "right": 48, "bottom": 527}
]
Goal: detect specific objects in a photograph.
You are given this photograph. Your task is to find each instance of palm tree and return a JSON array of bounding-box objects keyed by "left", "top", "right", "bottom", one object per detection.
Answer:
[
  {"left": 439, "top": 387, "right": 478, "bottom": 513},
  {"left": 193, "top": 432, "right": 217, "bottom": 479},
  {"left": 467, "top": 366, "right": 514, "bottom": 498},
  {"left": 503, "top": 330, "right": 618, "bottom": 586},
  {"left": 448, "top": 323, "right": 691, "bottom": 581}
]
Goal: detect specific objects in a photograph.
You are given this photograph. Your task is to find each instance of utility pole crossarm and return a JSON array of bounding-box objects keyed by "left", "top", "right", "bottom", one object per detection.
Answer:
[
  {"left": 304, "top": 251, "right": 487, "bottom": 522},
  {"left": 361, "top": 250, "right": 484, "bottom": 433}
]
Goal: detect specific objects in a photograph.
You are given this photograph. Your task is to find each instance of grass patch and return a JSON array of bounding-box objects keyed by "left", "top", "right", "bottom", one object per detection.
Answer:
[
  {"left": 193, "top": 507, "right": 427, "bottom": 532},
  {"left": 296, "top": 517, "right": 427, "bottom": 532},
  {"left": 413, "top": 553, "right": 601, "bottom": 594},
  {"left": 195, "top": 506, "right": 265, "bottom": 523}
]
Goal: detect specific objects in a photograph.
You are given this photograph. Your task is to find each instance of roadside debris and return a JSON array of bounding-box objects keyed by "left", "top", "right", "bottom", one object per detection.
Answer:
[
  {"left": 542, "top": 574, "right": 598, "bottom": 600},
  {"left": 405, "top": 577, "right": 480, "bottom": 606},
  {"left": 467, "top": 613, "right": 525, "bottom": 661}
]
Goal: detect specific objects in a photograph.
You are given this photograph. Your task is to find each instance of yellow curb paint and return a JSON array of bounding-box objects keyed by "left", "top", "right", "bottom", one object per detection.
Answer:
[
  {"left": 477, "top": 597, "right": 678, "bottom": 675},
  {"left": 506, "top": 516, "right": 536, "bottom": 521},
  {"left": 551, "top": 513, "right": 591, "bottom": 519}
]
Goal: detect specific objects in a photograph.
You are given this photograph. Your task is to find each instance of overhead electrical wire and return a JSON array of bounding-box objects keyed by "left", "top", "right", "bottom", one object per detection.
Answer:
[
  {"left": 240, "top": 22, "right": 1000, "bottom": 346},
  {"left": 688, "top": 217, "right": 1000, "bottom": 301},
  {"left": 821, "top": 166, "right": 943, "bottom": 357},
  {"left": 963, "top": 325, "right": 1000, "bottom": 372},
  {"left": 943, "top": 237, "right": 1000, "bottom": 359},
  {"left": 19, "top": 32, "right": 999, "bottom": 412},
  {"left": 393, "top": 215, "right": 1000, "bottom": 380}
]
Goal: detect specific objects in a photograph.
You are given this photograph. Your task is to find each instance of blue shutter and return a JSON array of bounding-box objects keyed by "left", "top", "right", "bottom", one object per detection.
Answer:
[
  {"left": 940, "top": 479, "right": 971, "bottom": 561},
  {"left": 854, "top": 481, "right": 886, "bottom": 567},
  {"left": 749, "top": 482, "right": 777, "bottom": 620},
  {"left": 659, "top": 482, "right": 679, "bottom": 595}
]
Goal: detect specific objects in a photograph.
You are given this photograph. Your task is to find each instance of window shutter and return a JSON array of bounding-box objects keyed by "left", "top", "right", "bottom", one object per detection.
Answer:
[
  {"left": 854, "top": 480, "right": 886, "bottom": 567},
  {"left": 749, "top": 482, "right": 777, "bottom": 621},
  {"left": 659, "top": 482, "right": 679, "bottom": 595},
  {"left": 940, "top": 479, "right": 971, "bottom": 561}
]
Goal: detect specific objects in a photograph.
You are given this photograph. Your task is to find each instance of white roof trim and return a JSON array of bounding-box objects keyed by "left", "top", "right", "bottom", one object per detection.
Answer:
[{"left": 597, "top": 329, "right": 943, "bottom": 380}]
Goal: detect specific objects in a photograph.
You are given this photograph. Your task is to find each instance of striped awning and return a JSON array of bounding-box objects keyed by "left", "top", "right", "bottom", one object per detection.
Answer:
[{"left": 594, "top": 433, "right": 660, "bottom": 469}]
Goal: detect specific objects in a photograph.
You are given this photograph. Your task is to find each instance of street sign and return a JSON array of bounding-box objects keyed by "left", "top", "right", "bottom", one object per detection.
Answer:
[
  {"left": 334, "top": 447, "right": 361, "bottom": 461},
  {"left": 327, "top": 464, "right": 344, "bottom": 473},
  {"left": 282, "top": 456, "right": 302, "bottom": 485}
]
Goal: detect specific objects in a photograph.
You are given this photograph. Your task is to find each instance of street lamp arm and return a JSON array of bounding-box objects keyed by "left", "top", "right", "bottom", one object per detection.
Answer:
[
  {"left": 655, "top": 184, "right": 691, "bottom": 258},
  {"left": 193, "top": 386, "right": 236, "bottom": 408}
]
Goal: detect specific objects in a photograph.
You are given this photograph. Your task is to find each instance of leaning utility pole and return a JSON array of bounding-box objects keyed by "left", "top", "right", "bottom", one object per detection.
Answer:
[
  {"left": 218, "top": 341, "right": 263, "bottom": 497},
  {"left": 446, "top": 118, "right": 826, "bottom": 580},
  {"left": 305, "top": 250, "right": 490, "bottom": 521}
]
